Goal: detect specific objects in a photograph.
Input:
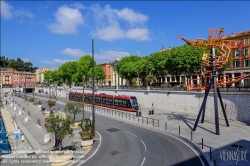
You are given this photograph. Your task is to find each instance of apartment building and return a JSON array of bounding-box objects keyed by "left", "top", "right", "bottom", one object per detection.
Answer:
[
  {"left": 98, "top": 62, "right": 113, "bottom": 86},
  {"left": 0, "top": 68, "right": 36, "bottom": 88},
  {"left": 35, "top": 68, "right": 49, "bottom": 84},
  {"left": 224, "top": 30, "right": 250, "bottom": 86}
]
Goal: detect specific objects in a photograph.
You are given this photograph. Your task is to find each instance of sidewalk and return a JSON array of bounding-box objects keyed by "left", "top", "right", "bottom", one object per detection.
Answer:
[
  {"left": 25, "top": 92, "right": 250, "bottom": 165},
  {"left": 1, "top": 95, "right": 87, "bottom": 166},
  {"left": 140, "top": 106, "right": 250, "bottom": 166}
]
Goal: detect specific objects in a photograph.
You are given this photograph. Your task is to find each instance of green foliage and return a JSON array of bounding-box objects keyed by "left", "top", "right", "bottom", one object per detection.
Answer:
[
  {"left": 45, "top": 114, "right": 75, "bottom": 151},
  {"left": 148, "top": 51, "right": 168, "bottom": 79},
  {"left": 38, "top": 100, "right": 42, "bottom": 105},
  {"left": 166, "top": 44, "right": 203, "bottom": 81},
  {"left": 0, "top": 56, "right": 38, "bottom": 72},
  {"left": 46, "top": 99, "right": 56, "bottom": 109},
  {"left": 116, "top": 55, "right": 141, "bottom": 85},
  {"left": 57, "top": 61, "right": 78, "bottom": 85},
  {"left": 64, "top": 101, "right": 83, "bottom": 121},
  {"left": 28, "top": 97, "right": 34, "bottom": 103},
  {"left": 77, "top": 55, "right": 93, "bottom": 82},
  {"left": 78, "top": 118, "right": 94, "bottom": 140}
]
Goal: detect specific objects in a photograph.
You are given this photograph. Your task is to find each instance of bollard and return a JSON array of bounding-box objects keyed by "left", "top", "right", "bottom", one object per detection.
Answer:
[
  {"left": 165, "top": 122, "right": 167, "bottom": 130},
  {"left": 210, "top": 147, "right": 212, "bottom": 161},
  {"left": 202, "top": 138, "right": 204, "bottom": 150},
  {"left": 139, "top": 112, "right": 141, "bottom": 117},
  {"left": 191, "top": 131, "right": 193, "bottom": 141},
  {"left": 179, "top": 126, "right": 180, "bottom": 135},
  {"left": 147, "top": 118, "right": 148, "bottom": 125},
  {"left": 138, "top": 116, "right": 139, "bottom": 122}
]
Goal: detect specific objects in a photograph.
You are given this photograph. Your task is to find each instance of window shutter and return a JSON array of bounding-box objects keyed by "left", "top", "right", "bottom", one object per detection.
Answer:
[{"left": 242, "top": 49, "right": 245, "bottom": 56}]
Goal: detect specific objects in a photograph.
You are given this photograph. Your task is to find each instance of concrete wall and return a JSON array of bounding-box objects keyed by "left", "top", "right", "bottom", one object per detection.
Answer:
[
  {"left": 36, "top": 87, "right": 250, "bottom": 124},
  {"left": 81, "top": 89, "right": 250, "bottom": 124}
]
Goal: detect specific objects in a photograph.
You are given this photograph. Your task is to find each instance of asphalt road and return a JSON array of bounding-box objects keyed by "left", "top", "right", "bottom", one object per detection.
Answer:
[{"left": 20, "top": 92, "right": 208, "bottom": 166}]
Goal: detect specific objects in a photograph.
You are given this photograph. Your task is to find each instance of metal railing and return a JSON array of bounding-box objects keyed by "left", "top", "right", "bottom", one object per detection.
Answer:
[{"left": 84, "top": 104, "right": 160, "bottom": 128}]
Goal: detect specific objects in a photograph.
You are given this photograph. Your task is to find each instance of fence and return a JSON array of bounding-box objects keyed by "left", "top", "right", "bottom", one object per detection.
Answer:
[{"left": 84, "top": 104, "right": 159, "bottom": 128}]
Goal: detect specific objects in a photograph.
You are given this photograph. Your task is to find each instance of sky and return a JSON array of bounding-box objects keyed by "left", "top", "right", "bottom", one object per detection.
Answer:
[{"left": 1, "top": 1, "right": 250, "bottom": 69}]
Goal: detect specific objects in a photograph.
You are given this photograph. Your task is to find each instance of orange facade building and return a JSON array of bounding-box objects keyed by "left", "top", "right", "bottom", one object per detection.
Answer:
[
  {"left": 98, "top": 62, "right": 113, "bottom": 86},
  {"left": 224, "top": 30, "right": 250, "bottom": 86},
  {"left": 0, "top": 68, "right": 36, "bottom": 88}
]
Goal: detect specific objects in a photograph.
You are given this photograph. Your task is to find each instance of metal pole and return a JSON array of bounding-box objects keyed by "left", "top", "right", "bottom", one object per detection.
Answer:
[
  {"left": 92, "top": 39, "right": 95, "bottom": 137},
  {"left": 212, "top": 46, "right": 220, "bottom": 135},
  {"left": 82, "top": 76, "right": 85, "bottom": 122},
  {"left": 25, "top": 73, "right": 27, "bottom": 101}
]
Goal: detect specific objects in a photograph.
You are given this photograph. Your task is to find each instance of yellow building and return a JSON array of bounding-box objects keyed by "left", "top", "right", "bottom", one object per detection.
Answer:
[{"left": 35, "top": 68, "right": 48, "bottom": 84}]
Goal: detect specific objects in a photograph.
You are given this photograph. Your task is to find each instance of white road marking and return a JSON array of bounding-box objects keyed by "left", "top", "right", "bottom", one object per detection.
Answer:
[
  {"left": 109, "top": 125, "right": 120, "bottom": 129},
  {"left": 125, "top": 131, "right": 137, "bottom": 137},
  {"left": 97, "top": 120, "right": 104, "bottom": 124},
  {"left": 141, "top": 140, "right": 146, "bottom": 152},
  {"left": 140, "top": 157, "right": 145, "bottom": 166},
  {"left": 29, "top": 94, "right": 205, "bottom": 166},
  {"left": 76, "top": 131, "right": 102, "bottom": 166}
]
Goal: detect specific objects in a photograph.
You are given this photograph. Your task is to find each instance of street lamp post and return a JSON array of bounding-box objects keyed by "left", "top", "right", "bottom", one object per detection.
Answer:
[
  {"left": 82, "top": 76, "right": 85, "bottom": 121},
  {"left": 92, "top": 39, "right": 95, "bottom": 137},
  {"left": 25, "top": 73, "right": 27, "bottom": 101}
]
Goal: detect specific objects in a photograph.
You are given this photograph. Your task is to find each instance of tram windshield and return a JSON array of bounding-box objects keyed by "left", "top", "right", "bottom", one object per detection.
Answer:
[{"left": 130, "top": 98, "right": 138, "bottom": 108}]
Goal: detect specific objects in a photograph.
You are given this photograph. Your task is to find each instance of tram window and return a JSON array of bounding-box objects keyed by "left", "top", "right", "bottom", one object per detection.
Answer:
[
  {"left": 102, "top": 98, "right": 106, "bottom": 104},
  {"left": 118, "top": 100, "right": 122, "bottom": 106},
  {"left": 109, "top": 99, "right": 113, "bottom": 105},
  {"left": 89, "top": 96, "right": 92, "bottom": 101},
  {"left": 127, "top": 100, "right": 132, "bottom": 108},
  {"left": 114, "top": 99, "right": 119, "bottom": 106},
  {"left": 123, "top": 100, "right": 126, "bottom": 107}
]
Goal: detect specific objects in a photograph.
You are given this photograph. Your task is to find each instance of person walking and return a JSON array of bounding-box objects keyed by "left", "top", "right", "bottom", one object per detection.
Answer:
[
  {"left": 55, "top": 135, "right": 60, "bottom": 148},
  {"left": 44, "top": 118, "right": 48, "bottom": 128}
]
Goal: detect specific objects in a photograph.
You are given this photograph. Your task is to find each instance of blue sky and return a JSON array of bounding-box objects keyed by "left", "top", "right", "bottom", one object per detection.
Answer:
[{"left": 1, "top": 1, "right": 250, "bottom": 69}]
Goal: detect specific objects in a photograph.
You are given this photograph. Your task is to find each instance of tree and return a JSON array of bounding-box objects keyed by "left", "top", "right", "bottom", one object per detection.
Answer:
[
  {"left": 166, "top": 44, "right": 203, "bottom": 83},
  {"left": 148, "top": 51, "right": 169, "bottom": 82},
  {"left": 57, "top": 61, "right": 78, "bottom": 86},
  {"left": 77, "top": 55, "right": 93, "bottom": 82},
  {"left": 64, "top": 101, "right": 83, "bottom": 121},
  {"left": 45, "top": 114, "right": 75, "bottom": 151},
  {"left": 78, "top": 118, "right": 94, "bottom": 141},
  {"left": 87, "top": 65, "right": 106, "bottom": 85},
  {"left": 46, "top": 99, "right": 56, "bottom": 110},
  {"left": 116, "top": 55, "right": 141, "bottom": 85},
  {"left": 0, "top": 56, "right": 38, "bottom": 72}
]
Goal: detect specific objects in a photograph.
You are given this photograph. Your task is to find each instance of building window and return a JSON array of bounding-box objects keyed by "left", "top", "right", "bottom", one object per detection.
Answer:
[
  {"left": 234, "top": 60, "right": 240, "bottom": 68},
  {"left": 244, "top": 38, "right": 249, "bottom": 45},
  {"left": 109, "top": 75, "right": 110, "bottom": 78},
  {"left": 244, "top": 59, "right": 250, "bottom": 67},
  {"left": 226, "top": 42, "right": 230, "bottom": 46},
  {"left": 242, "top": 48, "right": 249, "bottom": 56},
  {"left": 109, "top": 66, "right": 110, "bottom": 68},
  {"left": 235, "top": 50, "right": 240, "bottom": 56}
]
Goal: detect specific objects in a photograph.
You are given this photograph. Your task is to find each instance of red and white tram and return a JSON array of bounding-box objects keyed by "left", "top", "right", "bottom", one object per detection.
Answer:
[{"left": 68, "top": 92, "right": 139, "bottom": 112}]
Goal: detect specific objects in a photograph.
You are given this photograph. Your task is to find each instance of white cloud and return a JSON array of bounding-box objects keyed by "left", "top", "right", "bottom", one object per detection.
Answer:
[
  {"left": 136, "top": 50, "right": 140, "bottom": 55},
  {"left": 126, "top": 28, "right": 150, "bottom": 41},
  {"left": 41, "top": 59, "right": 72, "bottom": 65},
  {"left": 1, "top": 1, "right": 13, "bottom": 19},
  {"left": 14, "top": 9, "right": 33, "bottom": 18},
  {"left": 21, "top": 58, "right": 30, "bottom": 62},
  {"left": 89, "top": 4, "right": 150, "bottom": 42},
  {"left": 95, "top": 50, "right": 130, "bottom": 62},
  {"left": 48, "top": 6, "right": 84, "bottom": 34},
  {"left": 70, "top": 3, "right": 85, "bottom": 9},
  {"left": 61, "top": 48, "right": 85, "bottom": 57},
  {"left": 115, "top": 8, "right": 148, "bottom": 25},
  {"left": 91, "top": 25, "right": 125, "bottom": 41}
]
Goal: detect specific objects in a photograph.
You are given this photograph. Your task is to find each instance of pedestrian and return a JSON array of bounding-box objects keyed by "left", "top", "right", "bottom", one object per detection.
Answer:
[
  {"left": 6, "top": 100, "right": 7, "bottom": 105},
  {"left": 50, "top": 110, "right": 54, "bottom": 114},
  {"left": 55, "top": 135, "right": 60, "bottom": 148},
  {"left": 44, "top": 118, "right": 48, "bottom": 128}
]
